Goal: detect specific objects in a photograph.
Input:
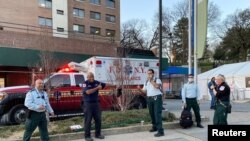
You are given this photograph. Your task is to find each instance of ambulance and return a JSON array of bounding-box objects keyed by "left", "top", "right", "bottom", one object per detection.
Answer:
[{"left": 0, "top": 56, "right": 158, "bottom": 124}]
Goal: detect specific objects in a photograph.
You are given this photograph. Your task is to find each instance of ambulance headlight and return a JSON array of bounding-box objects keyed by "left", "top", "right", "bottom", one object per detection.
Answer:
[{"left": 0, "top": 92, "right": 7, "bottom": 101}]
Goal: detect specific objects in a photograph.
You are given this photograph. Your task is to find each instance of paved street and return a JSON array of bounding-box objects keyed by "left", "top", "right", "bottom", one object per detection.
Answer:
[{"left": 71, "top": 99, "right": 250, "bottom": 141}]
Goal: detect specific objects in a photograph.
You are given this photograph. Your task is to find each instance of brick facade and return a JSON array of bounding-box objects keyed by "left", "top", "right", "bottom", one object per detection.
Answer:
[
  {"left": 0, "top": 0, "right": 120, "bottom": 87},
  {"left": 0, "top": 30, "right": 117, "bottom": 56},
  {"left": 0, "top": 0, "right": 120, "bottom": 56}
]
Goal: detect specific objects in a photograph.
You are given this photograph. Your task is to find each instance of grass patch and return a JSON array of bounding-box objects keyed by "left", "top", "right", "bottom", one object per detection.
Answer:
[
  {"left": 46, "top": 109, "right": 175, "bottom": 136},
  {"left": 0, "top": 124, "right": 24, "bottom": 138},
  {"left": 1, "top": 109, "right": 176, "bottom": 138}
]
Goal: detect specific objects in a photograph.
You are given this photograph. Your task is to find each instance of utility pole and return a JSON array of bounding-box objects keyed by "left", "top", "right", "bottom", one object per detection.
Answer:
[{"left": 159, "top": 0, "right": 162, "bottom": 79}]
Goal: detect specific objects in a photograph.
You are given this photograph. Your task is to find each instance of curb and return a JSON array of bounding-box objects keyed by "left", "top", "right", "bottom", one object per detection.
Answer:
[
  {"left": 21, "top": 122, "right": 180, "bottom": 141},
  {"left": 13, "top": 116, "right": 209, "bottom": 141},
  {"left": 232, "top": 100, "right": 250, "bottom": 104}
]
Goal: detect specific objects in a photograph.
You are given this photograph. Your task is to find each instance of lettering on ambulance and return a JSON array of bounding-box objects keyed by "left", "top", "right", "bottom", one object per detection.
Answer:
[
  {"left": 74, "top": 91, "right": 82, "bottom": 95},
  {"left": 110, "top": 66, "right": 146, "bottom": 74},
  {"left": 131, "top": 76, "right": 140, "bottom": 80},
  {"left": 134, "top": 67, "right": 145, "bottom": 73},
  {"left": 123, "top": 76, "right": 140, "bottom": 80},
  {"left": 56, "top": 91, "right": 82, "bottom": 97},
  {"left": 109, "top": 66, "right": 122, "bottom": 73}
]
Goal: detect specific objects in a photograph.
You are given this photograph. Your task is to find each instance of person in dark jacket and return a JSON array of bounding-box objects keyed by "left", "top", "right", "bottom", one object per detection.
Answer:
[
  {"left": 207, "top": 77, "right": 217, "bottom": 109},
  {"left": 213, "top": 74, "right": 230, "bottom": 125},
  {"left": 82, "top": 72, "right": 106, "bottom": 141}
]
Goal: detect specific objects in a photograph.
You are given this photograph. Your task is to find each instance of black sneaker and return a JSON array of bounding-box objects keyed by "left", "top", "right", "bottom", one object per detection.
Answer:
[
  {"left": 197, "top": 124, "right": 204, "bottom": 128},
  {"left": 154, "top": 132, "right": 164, "bottom": 137},
  {"left": 85, "top": 137, "right": 93, "bottom": 141},
  {"left": 149, "top": 128, "right": 157, "bottom": 132},
  {"left": 95, "top": 135, "right": 105, "bottom": 139}
]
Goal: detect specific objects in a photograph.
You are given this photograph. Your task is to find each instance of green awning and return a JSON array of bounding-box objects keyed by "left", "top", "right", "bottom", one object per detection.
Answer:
[
  {"left": 0, "top": 47, "right": 91, "bottom": 67},
  {"left": 0, "top": 47, "right": 168, "bottom": 69}
]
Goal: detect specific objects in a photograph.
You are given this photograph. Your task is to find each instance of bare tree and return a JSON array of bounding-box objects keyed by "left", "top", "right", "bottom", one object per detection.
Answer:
[
  {"left": 207, "top": 1, "right": 221, "bottom": 28},
  {"left": 120, "top": 19, "right": 149, "bottom": 50},
  {"left": 37, "top": 27, "right": 59, "bottom": 77},
  {"left": 171, "top": 0, "right": 189, "bottom": 22},
  {"left": 120, "top": 1, "right": 220, "bottom": 63},
  {"left": 171, "top": 0, "right": 221, "bottom": 61},
  {"left": 106, "top": 58, "right": 141, "bottom": 112},
  {"left": 120, "top": 8, "right": 172, "bottom": 51},
  {"left": 171, "top": 0, "right": 220, "bottom": 28}
]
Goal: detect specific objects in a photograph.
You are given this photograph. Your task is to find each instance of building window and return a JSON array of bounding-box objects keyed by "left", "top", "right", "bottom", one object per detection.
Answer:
[
  {"left": 38, "top": 17, "right": 52, "bottom": 27},
  {"left": 106, "top": 29, "right": 115, "bottom": 36},
  {"left": 90, "top": 0, "right": 100, "bottom": 5},
  {"left": 106, "top": 14, "right": 115, "bottom": 23},
  {"left": 90, "top": 27, "right": 100, "bottom": 35},
  {"left": 38, "top": 0, "right": 52, "bottom": 8},
  {"left": 57, "top": 10, "right": 64, "bottom": 15},
  {"left": 57, "top": 27, "right": 64, "bottom": 32},
  {"left": 73, "top": 24, "right": 85, "bottom": 33},
  {"left": 73, "top": 8, "right": 84, "bottom": 18},
  {"left": 90, "top": 11, "right": 101, "bottom": 20},
  {"left": 106, "top": 0, "right": 115, "bottom": 8}
]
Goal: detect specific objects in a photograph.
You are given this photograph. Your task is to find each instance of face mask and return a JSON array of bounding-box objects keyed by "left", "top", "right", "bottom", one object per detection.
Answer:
[{"left": 188, "top": 78, "right": 194, "bottom": 82}]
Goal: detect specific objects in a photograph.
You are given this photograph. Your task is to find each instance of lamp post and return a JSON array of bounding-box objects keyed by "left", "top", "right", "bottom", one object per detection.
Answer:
[{"left": 159, "top": 0, "right": 162, "bottom": 79}]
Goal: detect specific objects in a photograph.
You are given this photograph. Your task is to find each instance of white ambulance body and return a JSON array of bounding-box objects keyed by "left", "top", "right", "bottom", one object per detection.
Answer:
[{"left": 78, "top": 56, "right": 159, "bottom": 85}]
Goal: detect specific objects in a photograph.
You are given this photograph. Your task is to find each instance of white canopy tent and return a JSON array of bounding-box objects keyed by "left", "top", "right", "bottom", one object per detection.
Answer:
[{"left": 198, "top": 61, "right": 250, "bottom": 100}]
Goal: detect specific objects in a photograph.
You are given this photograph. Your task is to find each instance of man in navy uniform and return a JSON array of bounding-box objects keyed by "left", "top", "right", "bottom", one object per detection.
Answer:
[
  {"left": 182, "top": 74, "right": 204, "bottom": 128},
  {"left": 23, "top": 79, "right": 54, "bottom": 141},
  {"left": 83, "top": 72, "right": 106, "bottom": 141}
]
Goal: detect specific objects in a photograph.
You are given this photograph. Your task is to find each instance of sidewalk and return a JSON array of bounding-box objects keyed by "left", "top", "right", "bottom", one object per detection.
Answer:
[
  {"left": 50, "top": 120, "right": 209, "bottom": 141},
  {"left": 71, "top": 128, "right": 206, "bottom": 141},
  {"left": 70, "top": 110, "right": 250, "bottom": 141}
]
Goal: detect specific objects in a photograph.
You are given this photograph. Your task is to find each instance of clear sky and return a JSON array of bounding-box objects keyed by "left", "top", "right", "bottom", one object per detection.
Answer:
[{"left": 120, "top": 0, "right": 250, "bottom": 25}]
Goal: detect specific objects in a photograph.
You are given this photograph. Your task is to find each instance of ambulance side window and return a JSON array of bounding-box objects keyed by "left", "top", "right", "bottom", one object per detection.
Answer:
[
  {"left": 74, "top": 75, "right": 85, "bottom": 87},
  {"left": 50, "top": 74, "right": 71, "bottom": 88}
]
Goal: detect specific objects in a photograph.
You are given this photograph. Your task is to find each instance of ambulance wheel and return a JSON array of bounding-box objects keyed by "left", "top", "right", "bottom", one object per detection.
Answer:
[{"left": 9, "top": 104, "right": 28, "bottom": 124}]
